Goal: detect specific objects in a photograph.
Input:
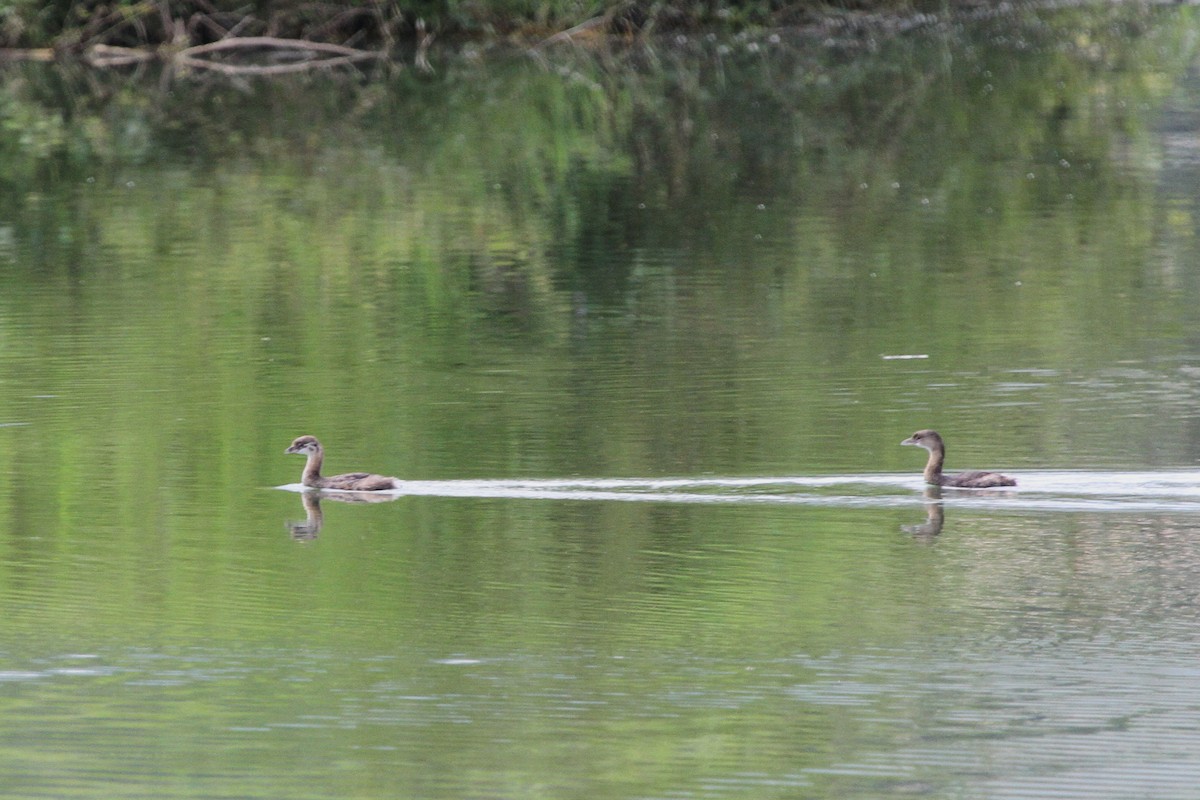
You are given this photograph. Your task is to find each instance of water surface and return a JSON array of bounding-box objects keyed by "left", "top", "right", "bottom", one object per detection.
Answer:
[{"left": 3, "top": 5, "right": 1200, "bottom": 798}]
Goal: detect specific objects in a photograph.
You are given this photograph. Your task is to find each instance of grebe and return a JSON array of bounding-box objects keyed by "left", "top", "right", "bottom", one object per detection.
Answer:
[
  {"left": 901, "top": 429, "right": 1016, "bottom": 488},
  {"left": 285, "top": 435, "right": 399, "bottom": 491}
]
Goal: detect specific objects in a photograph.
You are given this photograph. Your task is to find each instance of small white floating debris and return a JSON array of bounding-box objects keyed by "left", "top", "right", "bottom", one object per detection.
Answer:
[{"left": 881, "top": 354, "right": 929, "bottom": 360}]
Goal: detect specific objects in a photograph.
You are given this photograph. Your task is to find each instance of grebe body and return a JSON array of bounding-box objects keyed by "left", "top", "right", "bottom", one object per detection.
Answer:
[
  {"left": 285, "top": 435, "right": 399, "bottom": 491},
  {"left": 901, "top": 429, "right": 1016, "bottom": 488}
]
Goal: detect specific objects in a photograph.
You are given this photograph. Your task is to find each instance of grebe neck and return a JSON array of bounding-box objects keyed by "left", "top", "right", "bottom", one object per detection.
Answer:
[
  {"left": 302, "top": 449, "right": 324, "bottom": 486},
  {"left": 922, "top": 444, "right": 945, "bottom": 486}
]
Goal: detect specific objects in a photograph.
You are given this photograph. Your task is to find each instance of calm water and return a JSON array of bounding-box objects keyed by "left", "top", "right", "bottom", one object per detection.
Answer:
[{"left": 4, "top": 5, "right": 1200, "bottom": 798}]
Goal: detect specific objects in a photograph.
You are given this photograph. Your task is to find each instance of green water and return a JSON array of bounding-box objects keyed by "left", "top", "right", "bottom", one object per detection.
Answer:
[{"left": 4, "top": 6, "right": 1200, "bottom": 798}]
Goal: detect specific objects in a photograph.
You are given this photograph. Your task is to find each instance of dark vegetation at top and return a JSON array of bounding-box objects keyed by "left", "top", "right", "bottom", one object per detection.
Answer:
[{"left": 0, "top": 0, "right": 984, "bottom": 52}]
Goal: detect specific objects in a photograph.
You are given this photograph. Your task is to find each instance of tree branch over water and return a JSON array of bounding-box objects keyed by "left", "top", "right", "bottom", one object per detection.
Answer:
[
  {"left": 177, "top": 36, "right": 382, "bottom": 74},
  {"left": 0, "top": 0, "right": 979, "bottom": 58},
  {"left": 83, "top": 37, "right": 383, "bottom": 74},
  {"left": 2, "top": 0, "right": 404, "bottom": 73},
  {"left": 3, "top": 0, "right": 1192, "bottom": 75}
]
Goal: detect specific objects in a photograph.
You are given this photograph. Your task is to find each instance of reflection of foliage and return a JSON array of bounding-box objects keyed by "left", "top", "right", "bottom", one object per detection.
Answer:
[
  {"left": 0, "top": 88, "right": 66, "bottom": 177},
  {"left": 0, "top": 5, "right": 1196, "bottom": 489},
  {"left": 0, "top": 7, "right": 1192, "bottom": 279}
]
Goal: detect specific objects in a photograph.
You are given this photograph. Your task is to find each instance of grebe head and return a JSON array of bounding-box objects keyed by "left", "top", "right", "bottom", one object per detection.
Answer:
[
  {"left": 285, "top": 435, "right": 322, "bottom": 456},
  {"left": 901, "top": 429, "right": 944, "bottom": 451}
]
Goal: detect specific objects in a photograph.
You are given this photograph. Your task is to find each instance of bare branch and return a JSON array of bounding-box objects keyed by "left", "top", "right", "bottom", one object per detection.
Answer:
[
  {"left": 180, "top": 35, "right": 378, "bottom": 59},
  {"left": 175, "top": 52, "right": 373, "bottom": 75},
  {"left": 85, "top": 44, "right": 157, "bottom": 67}
]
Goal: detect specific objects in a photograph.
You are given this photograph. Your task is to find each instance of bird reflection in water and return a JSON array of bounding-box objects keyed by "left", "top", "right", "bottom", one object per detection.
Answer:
[
  {"left": 902, "top": 486, "right": 945, "bottom": 540},
  {"left": 902, "top": 484, "right": 1019, "bottom": 540},
  {"left": 286, "top": 489, "right": 401, "bottom": 541}
]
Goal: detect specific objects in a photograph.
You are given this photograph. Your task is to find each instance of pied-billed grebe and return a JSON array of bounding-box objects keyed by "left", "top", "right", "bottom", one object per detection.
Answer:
[
  {"left": 901, "top": 429, "right": 1016, "bottom": 488},
  {"left": 285, "top": 435, "right": 399, "bottom": 491}
]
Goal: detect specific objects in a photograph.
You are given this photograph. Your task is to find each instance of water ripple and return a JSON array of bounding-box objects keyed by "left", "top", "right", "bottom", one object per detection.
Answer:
[{"left": 277, "top": 469, "right": 1200, "bottom": 513}]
